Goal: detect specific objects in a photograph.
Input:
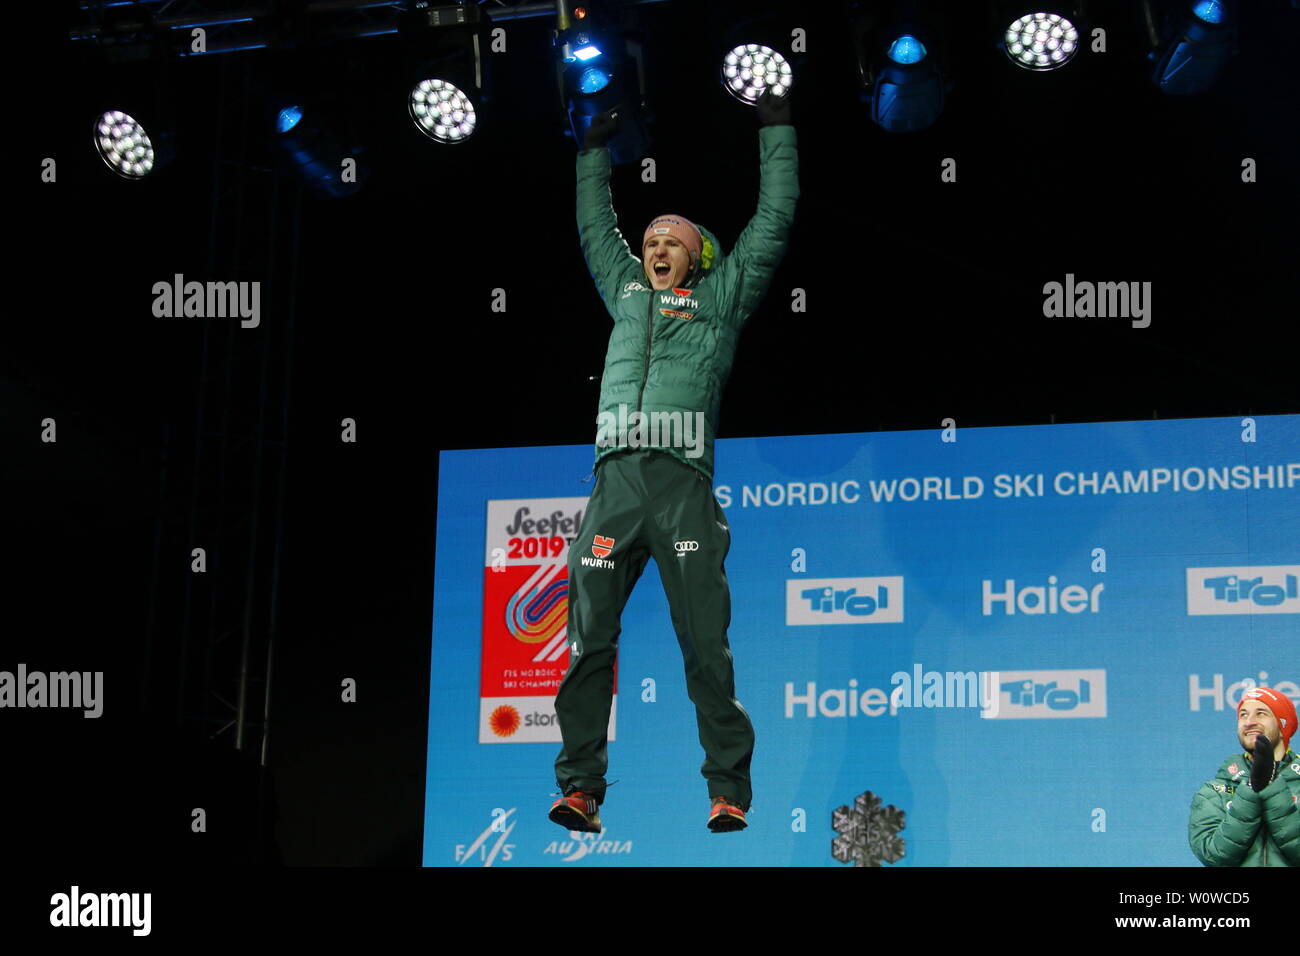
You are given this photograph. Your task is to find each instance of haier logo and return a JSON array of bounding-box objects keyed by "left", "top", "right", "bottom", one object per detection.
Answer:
[
  {"left": 984, "top": 670, "right": 1107, "bottom": 719},
  {"left": 981, "top": 577, "right": 1104, "bottom": 616},
  {"left": 786, "top": 577, "right": 904, "bottom": 626},
  {"left": 1189, "top": 673, "right": 1299, "bottom": 711},
  {"left": 1186, "top": 566, "right": 1300, "bottom": 615}
]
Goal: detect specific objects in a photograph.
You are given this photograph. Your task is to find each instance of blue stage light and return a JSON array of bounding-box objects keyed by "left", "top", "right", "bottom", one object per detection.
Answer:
[
  {"left": 887, "top": 35, "right": 927, "bottom": 65},
  {"left": 579, "top": 67, "right": 611, "bottom": 94},
  {"left": 1151, "top": 0, "right": 1236, "bottom": 94},
  {"left": 277, "top": 106, "right": 303, "bottom": 133},
  {"left": 1192, "top": 1, "right": 1224, "bottom": 24}
]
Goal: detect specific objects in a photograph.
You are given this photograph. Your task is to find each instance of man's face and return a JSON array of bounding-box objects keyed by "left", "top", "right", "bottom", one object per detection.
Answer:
[
  {"left": 644, "top": 236, "right": 690, "bottom": 290},
  {"left": 1237, "top": 698, "right": 1282, "bottom": 757}
]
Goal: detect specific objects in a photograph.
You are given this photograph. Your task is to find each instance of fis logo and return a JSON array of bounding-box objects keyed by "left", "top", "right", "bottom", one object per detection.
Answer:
[
  {"left": 453, "top": 809, "right": 517, "bottom": 867},
  {"left": 786, "top": 577, "right": 904, "bottom": 626},
  {"left": 1186, "top": 566, "right": 1300, "bottom": 615},
  {"left": 984, "top": 669, "right": 1107, "bottom": 719}
]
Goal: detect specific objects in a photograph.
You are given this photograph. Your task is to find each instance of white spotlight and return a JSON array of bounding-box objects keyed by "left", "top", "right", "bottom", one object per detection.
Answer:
[{"left": 720, "top": 44, "right": 793, "bottom": 104}]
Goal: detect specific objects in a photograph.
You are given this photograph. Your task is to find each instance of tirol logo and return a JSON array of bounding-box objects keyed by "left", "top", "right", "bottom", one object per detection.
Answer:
[
  {"left": 983, "top": 669, "right": 1107, "bottom": 719},
  {"left": 786, "top": 577, "right": 904, "bottom": 625},
  {"left": 1186, "top": 566, "right": 1300, "bottom": 615},
  {"left": 592, "top": 535, "right": 615, "bottom": 558}
]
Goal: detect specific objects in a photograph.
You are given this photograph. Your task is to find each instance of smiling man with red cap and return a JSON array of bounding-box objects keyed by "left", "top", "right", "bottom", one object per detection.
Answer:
[
  {"left": 1189, "top": 685, "right": 1300, "bottom": 866},
  {"left": 548, "top": 90, "right": 797, "bottom": 836}
]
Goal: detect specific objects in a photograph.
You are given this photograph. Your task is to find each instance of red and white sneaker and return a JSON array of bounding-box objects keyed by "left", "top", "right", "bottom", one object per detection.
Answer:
[
  {"left": 549, "top": 789, "right": 603, "bottom": 833},
  {"left": 708, "top": 796, "right": 747, "bottom": 832}
]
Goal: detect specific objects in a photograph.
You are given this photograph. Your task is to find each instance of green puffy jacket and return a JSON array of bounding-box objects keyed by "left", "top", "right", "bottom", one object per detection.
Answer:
[
  {"left": 575, "top": 125, "right": 799, "bottom": 481},
  {"left": 1188, "top": 749, "right": 1300, "bottom": 866}
]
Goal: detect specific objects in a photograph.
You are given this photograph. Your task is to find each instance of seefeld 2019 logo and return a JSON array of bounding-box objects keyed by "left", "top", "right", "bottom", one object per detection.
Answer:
[{"left": 478, "top": 499, "right": 617, "bottom": 744}]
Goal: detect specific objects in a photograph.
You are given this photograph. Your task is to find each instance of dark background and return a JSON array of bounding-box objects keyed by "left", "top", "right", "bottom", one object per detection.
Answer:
[{"left": 7, "top": 0, "right": 1298, "bottom": 872}]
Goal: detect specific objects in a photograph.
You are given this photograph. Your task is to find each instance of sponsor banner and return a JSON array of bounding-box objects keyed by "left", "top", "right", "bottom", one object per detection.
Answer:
[
  {"left": 1188, "top": 673, "right": 1300, "bottom": 710},
  {"left": 983, "top": 669, "right": 1107, "bottom": 719},
  {"left": 786, "top": 577, "right": 904, "bottom": 625},
  {"left": 1185, "top": 566, "right": 1300, "bottom": 615},
  {"left": 543, "top": 830, "right": 634, "bottom": 861},
  {"left": 484, "top": 498, "right": 586, "bottom": 567},
  {"left": 480, "top": 498, "right": 617, "bottom": 744},
  {"left": 479, "top": 695, "right": 617, "bottom": 745}
]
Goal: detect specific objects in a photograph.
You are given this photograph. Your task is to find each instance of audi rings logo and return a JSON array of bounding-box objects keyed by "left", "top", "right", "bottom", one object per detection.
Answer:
[{"left": 674, "top": 541, "right": 699, "bottom": 553}]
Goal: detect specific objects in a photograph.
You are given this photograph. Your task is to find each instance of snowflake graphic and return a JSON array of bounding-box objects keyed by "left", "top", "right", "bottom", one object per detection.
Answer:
[{"left": 832, "top": 791, "right": 906, "bottom": 867}]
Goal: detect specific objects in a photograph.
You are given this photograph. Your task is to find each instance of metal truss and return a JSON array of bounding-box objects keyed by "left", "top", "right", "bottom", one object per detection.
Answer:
[{"left": 71, "top": 0, "right": 669, "bottom": 57}]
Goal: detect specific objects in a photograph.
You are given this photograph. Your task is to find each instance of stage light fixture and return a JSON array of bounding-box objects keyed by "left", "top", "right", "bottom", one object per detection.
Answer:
[
  {"left": 398, "top": 4, "right": 491, "bottom": 146},
  {"left": 269, "top": 90, "right": 364, "bottom": 199},
  {"left": 277, "top": 106, "right": 303, "bottom": 134},
  {"left": 1002, "top": 12, "right": 1081, "bottom": 71},
  {"left": 887, "top": 35, "right": 927, "bottom": 65},
  {"left": 1192, "top": 1, "right": 1224, "bottom": 24},
  {"left": 409, "top": 78, "right": 478, "bottom": 144},
  {"left": 94, "top": 109, "right": 156, "bottom": 179},
  {"left": 720, "top": 43, "right": 793, "bottom": 105},
  {"left": 852, "top": 2, "right": 949, "bottom": 133},
  {"left": 1145, "top": 0, "right": 1238, "bottom": 95},
  {"left": 579, "top": 67, "right": 611, "bottom": 94},
  {"left": 556, "top": 2, "right": 651, "bottom": 166}
]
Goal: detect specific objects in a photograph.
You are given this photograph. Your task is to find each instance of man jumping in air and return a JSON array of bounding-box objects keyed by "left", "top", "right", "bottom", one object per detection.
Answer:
[{"left": 548, "top": 90, "right": 798, "bottom": 834}]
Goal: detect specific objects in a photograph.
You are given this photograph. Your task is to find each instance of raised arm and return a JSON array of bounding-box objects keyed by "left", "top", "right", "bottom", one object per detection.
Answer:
[
  {"left": 714, "top": 91, "right": 799, "bottom": 326},
  {"left": 576, "top": 107, "right": 642, "bottom": 319}
]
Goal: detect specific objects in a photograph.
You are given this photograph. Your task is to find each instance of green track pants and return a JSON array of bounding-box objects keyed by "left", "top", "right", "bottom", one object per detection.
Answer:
[{"left": 554, "top": 449, "right": 754, "bottom": 811}]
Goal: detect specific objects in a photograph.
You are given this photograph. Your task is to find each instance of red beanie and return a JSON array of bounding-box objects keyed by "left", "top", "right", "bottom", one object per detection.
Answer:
[
  {"left": 643, "top": 214, "right": 703, "bottom": 270},
  {"left": 1239, "top": 686, "right": 1297, "bottom": 748}
]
